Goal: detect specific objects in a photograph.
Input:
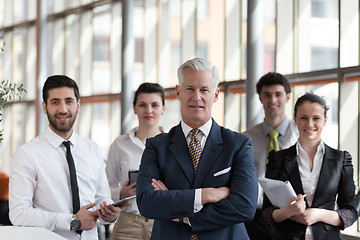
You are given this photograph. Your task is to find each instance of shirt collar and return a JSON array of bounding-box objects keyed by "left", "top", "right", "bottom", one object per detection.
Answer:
[
  {"left": 263, "top": 117, "right": 291, "bottom": 136},
  {"left": 296, "top": 139, "right": 325, "bottom": 156},
  {"left": 128, "top": 126, "right": 166, "bottom": 140},
  {"left": 128, "top": 127, "right": 139, "bottom": 142},
  {"left": 181, "top": 118, "right": 213, "bottom": 138},
  {"left": 129, "top": 126, "right": 166, "bottom": 148},
  {"left": 45, "top": 126, "right": 77, "bottom": 149}
]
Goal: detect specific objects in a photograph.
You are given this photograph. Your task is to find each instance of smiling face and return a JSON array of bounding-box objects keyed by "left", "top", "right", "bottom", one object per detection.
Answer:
[
  {"left": 259, "top": 84, "right": 290, "bottom": 119},
  {"left": 133, "top": 93, "right": 166, "bottom": 128},
  {"left": 42, "top": 87, "right": 80, "bottom": 139},
  {"left": 294, "top": 101, "right": 327, "bottom": 145},
  {"left": 176, "top": 69, "right": 219, "bottom": 128}
]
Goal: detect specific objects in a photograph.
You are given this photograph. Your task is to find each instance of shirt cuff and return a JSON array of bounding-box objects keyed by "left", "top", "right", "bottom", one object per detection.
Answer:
[
  {"left": 336, "top": 209, "right": 356, "bottom": 229},
  {"left": 56, "top": 213, "right": 73, "bottom": 231},
  {"left": 110, "top": 187, "right": 121, "bottom": 201},
  {"left": 194, "top": 188, "right": 203, "bottom": 213}
]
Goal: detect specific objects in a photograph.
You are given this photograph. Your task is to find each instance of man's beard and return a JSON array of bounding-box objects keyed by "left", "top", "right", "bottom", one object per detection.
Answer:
[{"left": 47, "top": 111, "right": 78, "bottom": 134}]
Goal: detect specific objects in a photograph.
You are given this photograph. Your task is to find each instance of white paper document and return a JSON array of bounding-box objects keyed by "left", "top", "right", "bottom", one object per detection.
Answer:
[{"left": 258, "top": 177, "right": 297, "bottom": 208}]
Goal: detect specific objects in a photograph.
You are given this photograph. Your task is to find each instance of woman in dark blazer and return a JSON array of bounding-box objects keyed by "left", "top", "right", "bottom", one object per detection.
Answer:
[{"left": 263, "top": 92, "right": 357, "bottom": 240}]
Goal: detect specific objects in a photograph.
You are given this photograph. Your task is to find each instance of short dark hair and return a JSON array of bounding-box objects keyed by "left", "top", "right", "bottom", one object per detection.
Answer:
[
  {"left": 42, "top": 75, "right": 80, "bottom": 103},
  {"left": 294, "top": 92, "right": 329, "bottom": 118},
  {"left": 256, "top": 72, "right": 291, "bottom": 95},
  {"left": 133, "top": 82, "right": 165, "bottom": 106}
]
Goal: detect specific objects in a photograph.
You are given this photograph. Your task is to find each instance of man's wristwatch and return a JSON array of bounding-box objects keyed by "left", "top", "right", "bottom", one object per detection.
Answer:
[{"left": 70, "top": 214, "right": 81, "bottom": 231}]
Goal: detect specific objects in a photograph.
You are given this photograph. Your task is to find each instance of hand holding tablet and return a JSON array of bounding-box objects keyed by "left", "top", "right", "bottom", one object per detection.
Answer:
[{"left": 112, "top": 195, "right": 136, "bottom": 207}]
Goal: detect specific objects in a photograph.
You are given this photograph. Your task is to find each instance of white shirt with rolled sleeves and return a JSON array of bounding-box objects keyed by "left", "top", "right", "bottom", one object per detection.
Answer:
[
  {"left": 9, "top": 127, "right": 113, "bottom": 240},
  {"left": 106, "top": 127, "right": 148, "bottom": 215}
]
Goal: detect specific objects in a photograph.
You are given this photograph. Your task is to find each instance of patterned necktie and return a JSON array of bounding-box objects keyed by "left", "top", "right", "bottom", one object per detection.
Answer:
[
  {"left": 189, "top": 129, "right": 202, "bottom": 175},
  {"left": 63, "top": 141, "right": 82, "bottom": 235},
  {"left": 267, "top": 129, "right": 280, "bottom": 163},
  {"left": 189, "top": 129, "right": 201, "bottom": 240}
]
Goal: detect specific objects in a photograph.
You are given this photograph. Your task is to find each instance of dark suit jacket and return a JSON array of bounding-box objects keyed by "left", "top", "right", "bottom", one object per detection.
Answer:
[
  {"left": 263, "top": 144, "right": 358, "bottom": 240},
  {"left": 136, "top": 120, "right": 258, "bottom": 240}
]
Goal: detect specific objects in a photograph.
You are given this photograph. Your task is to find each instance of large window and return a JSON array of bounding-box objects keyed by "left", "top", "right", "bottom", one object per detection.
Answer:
[
  {"left": 298, "top": 0, "right": 339, "bottom": 72},
  {"left": 93, "top": 5, "right": 111, "bottom": 94},
  {"left": 1, "top": 3, "right": 360, "bottom": 238}
]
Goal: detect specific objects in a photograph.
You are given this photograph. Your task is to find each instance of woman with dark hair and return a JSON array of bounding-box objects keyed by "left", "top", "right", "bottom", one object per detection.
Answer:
[
  {"left": 106, "top": 82, "right": 166, "bottom": 240},
  {"left": 263, "top": 92, "right": 357, "bottom": 240}
]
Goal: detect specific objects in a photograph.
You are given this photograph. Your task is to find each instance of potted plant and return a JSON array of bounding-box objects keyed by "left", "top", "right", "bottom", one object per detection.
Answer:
[
  {"left": 0, "top": 42, "right": 27, "bottom": 141},
  {"left": 0, "top": 42, "right": 26, "bottom": 226}
]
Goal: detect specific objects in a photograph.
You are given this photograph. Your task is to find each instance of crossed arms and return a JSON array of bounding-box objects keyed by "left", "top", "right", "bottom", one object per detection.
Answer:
[{"left": 136, "top": 134, "right": 258, "bottom": 233}]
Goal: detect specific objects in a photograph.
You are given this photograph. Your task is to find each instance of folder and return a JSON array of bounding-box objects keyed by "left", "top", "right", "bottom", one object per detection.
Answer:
[
  {"left": 0, "top": 226, "right": 67, "bottom": 240},
  {"left": 258, "top": 177, "right": 297, "bottom": 208}
]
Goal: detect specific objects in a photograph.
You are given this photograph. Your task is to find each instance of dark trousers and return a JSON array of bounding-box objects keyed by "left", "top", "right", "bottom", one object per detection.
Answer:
[
  {"left": 0, "top": 200, "right": 11, "bottom": 225},
  {"left": 245, "top": 209, "right": 272, "bottom": 240}
]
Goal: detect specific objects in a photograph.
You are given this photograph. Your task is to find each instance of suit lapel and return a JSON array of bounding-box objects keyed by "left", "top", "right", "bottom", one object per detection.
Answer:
[
  {"left": 168, "top": 124, "right": 195, "bottom": 184},
  {"left": 194, "top": 121, "right": 223, "bottom": 187},
  {"left": 283, "top": 146, "right": 304, "bottom": 195},
  {"left": 312, "top": 144, "right": 336, "bottom": 207}
]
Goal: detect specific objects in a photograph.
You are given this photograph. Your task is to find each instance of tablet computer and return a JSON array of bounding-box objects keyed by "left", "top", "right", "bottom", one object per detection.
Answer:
[{"left": 112, "top": 195, "right": 136, "bottom": 207}]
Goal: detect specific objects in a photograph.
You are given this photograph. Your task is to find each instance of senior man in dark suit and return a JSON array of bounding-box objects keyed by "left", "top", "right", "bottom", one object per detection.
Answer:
[{"left": 136, "top": 57, "right": 258, "bottom": 240}]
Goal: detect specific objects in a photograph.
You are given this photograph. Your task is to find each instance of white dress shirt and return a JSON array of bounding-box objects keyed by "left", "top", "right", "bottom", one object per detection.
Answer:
[
  {"left": 244, "top": 117, "right": 299, "bottom": 208},
  {"left": 105, "top": 127, "right": 164, "bottom": 215},
  {"left": 296, "top": 140, "right": 325, "bottom": 240},
  {"left": 9, "top": 126, "right": 113, "bottom": 240},
  {"left": 181, "top": 119, "right": 212, "bottom": 213}
]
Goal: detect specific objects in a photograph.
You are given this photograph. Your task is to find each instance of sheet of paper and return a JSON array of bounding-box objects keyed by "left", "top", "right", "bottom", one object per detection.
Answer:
[{"left": 258, "top": 177, "right": 297, "bottom": 208}]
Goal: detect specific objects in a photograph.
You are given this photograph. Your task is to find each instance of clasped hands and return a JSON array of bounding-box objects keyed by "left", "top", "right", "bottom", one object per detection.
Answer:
[
  {"left": 75, "top": 200, "right": 130, "bottom": 231},
  {"left": 283, "top": 194, "right": 321, "bottom": 225},
  {"left": 151, "top": 179, "right": 230, "bottom": 225}
]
